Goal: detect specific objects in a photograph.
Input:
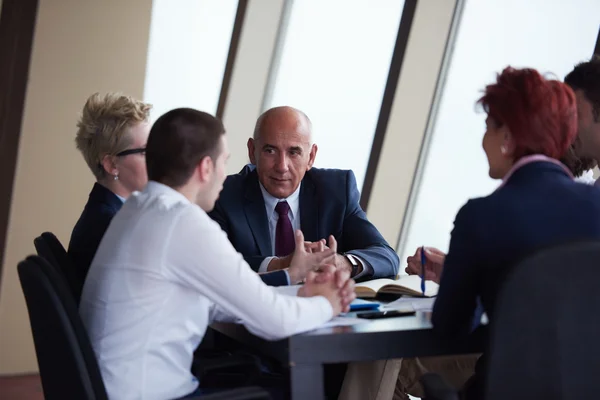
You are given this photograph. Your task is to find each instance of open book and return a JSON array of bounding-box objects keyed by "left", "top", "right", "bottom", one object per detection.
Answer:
[{"left": 355, "top": 275, "right": 438, "bottom": 298}]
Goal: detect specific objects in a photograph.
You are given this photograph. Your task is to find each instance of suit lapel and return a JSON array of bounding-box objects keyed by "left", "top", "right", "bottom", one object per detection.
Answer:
[
  {"left": 300, "top": 174, "right": 319, "bottom": 242},
  {"left": 244, "top": 170, "right": 272, "bottom": 256}
]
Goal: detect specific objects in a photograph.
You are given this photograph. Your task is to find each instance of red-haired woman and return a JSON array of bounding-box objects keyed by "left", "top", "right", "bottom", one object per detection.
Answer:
[{"left": 407, "top": 67, "right": 600, "bottom": 399}]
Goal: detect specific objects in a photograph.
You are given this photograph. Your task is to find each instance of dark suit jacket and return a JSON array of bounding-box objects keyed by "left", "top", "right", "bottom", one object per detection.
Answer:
[
  {"left": 432, "top": 161, "right": 600, "bottom": 398},
  {"left": 209, "top": 165, "right": 400, "bottom": 286},
  {"left": 68, "top": 183, "right": 123, "bottom": 282}
]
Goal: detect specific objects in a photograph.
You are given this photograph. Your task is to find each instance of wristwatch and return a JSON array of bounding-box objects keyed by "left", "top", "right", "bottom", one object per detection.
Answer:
[{"left": 344, "top": 253, "right": 359, "bottom": 277}]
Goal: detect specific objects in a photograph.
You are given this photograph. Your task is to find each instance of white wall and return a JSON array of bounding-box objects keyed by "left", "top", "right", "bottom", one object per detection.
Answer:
[
  {"left": 264, "top": 0, "right": 404, "bottom": 190},
  {"left": 399, "top": 0, "right": 600, "bottom": 262},
  {"left": 365, "top": 0, "right": 459, "bottom": 245},
  {"left": 0, "top": 0, "right": 153, "bottom": 374},
  {"left": 221, "top": 0, "right": 286, "bottom": 174},
  {"left": 143, "top": 0, "right": 238, "bottom": 120}
]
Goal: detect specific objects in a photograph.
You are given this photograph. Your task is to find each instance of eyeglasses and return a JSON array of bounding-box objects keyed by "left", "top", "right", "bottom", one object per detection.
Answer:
[{"left": 116, "top": 147, "right": 146, "bottom": 157}]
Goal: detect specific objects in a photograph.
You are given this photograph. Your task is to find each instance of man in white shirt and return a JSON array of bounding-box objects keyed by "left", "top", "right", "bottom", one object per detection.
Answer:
[{"left": 79, "top": 108, "right": 355, "bottom": 400}]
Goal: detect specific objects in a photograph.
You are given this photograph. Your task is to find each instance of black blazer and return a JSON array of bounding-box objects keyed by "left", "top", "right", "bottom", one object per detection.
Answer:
[
  {"left": 209, "top": 165, "right": 400, "bottom": 286},
  {"left": 432, "top": 161, "right": 600, "bottom": 398},
  {"left": 68, "top": 183, "right": 123, "bottom": 282}
]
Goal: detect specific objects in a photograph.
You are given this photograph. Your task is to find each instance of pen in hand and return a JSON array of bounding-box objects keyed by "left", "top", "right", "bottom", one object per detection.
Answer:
[{"left": 420, "top": 246, "right": 426, "bottom": 296}]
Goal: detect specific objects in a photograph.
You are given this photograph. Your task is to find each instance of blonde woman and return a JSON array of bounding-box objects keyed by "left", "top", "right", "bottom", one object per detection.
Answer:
[{"left": 68, "top": 93, "right": 151, "bottom": 281}]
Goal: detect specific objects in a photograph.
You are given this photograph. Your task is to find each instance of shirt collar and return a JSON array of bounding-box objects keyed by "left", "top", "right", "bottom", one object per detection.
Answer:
[
  {"left": 496, "top": 154, "right": 574, "bottom": 191},
  {"left": 259, "top": 182, "right": 301, "bottom": 220},
  {"left": 142, "top": 181, "right": 192, "bottom": 204}
]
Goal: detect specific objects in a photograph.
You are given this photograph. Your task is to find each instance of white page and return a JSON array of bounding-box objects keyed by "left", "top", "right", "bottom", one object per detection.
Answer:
[
  {"left": 314, "top": 316, "right": 369, "bottom": 329},
  {"left": 383, "top": 297, "right": 436, "bottom": 312},
  {"left": 394, "top": 275, "right": 439, "bottom": 297}
]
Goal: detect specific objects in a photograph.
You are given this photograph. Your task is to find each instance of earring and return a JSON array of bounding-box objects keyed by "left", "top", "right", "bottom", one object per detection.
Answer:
[
  {"left": 113, "top": 173, "right": 119, "bottom": 181},
  {"left": 500, "top": 145, "right": 507, "bottom": 155}
]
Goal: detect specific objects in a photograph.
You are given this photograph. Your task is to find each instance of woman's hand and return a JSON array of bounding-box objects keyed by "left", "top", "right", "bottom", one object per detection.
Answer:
[{"left": 405, "top": 246, "right": 446, "bottom": 284}]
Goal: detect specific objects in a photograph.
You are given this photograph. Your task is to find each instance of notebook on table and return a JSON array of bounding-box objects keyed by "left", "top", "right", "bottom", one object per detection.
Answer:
[
  {"left": 349, "top": 298, "right": 380, "bottom": 311},
  {"left": 355, "top": 275, "right": 438, "bottom": 298}
]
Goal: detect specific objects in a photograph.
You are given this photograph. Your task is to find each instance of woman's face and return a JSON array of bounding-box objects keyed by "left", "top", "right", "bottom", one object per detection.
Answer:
[
  {"left": 482, "top": 116, "right": 514, "bottom": 179},
  {"left": 114, "top": 122, "right": 150, "bottom": 195}
]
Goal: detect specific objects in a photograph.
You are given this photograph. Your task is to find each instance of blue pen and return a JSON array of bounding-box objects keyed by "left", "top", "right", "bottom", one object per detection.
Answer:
[{"left": 420, "top": 246, "right": 426, "bottom": 296}]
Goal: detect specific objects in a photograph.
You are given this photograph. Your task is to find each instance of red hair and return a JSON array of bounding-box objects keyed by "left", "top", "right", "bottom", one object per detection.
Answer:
[{"left": 478, "top": 67, "right": 577, "bottom": 159}]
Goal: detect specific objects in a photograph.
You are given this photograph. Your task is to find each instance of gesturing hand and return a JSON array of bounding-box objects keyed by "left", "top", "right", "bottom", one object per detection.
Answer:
[
  {"left": 287, "top": 231, "right": 336, "bottom": 284},
  {"left": 304, "top": 239, "right": 327, "bottom": 253}
]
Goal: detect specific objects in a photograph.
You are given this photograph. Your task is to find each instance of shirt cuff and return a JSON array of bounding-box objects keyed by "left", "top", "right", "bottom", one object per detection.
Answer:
[
  {"left": 314, "top": 295, "right": 334, "bottom": 321},
  {"left": 349, "top": 255, "right": 373, "bottom": 280},
  {"left": 258, "top": 256, "right": 276, "bottom": 273}
]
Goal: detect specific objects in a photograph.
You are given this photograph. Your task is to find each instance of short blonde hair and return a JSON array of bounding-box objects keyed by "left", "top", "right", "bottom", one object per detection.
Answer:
[{"left": 75, "top": 92, "right": 152, "bottom": 179}]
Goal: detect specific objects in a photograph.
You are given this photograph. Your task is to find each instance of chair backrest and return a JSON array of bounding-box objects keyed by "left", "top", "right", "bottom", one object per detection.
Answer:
[
  {"left": 34, "top": 232, "right": 83, "bottom": 304},
  {"left": 18, "top": 255, "right": 107, "bottom": 400},
  {"left": 485, "top": 241, "right": 600, "bottom": 400}
]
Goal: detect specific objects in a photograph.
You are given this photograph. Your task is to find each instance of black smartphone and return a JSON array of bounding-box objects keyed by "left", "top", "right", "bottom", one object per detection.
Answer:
[{"left": 357, "top": 309, "right": 416, "bottom": 319}]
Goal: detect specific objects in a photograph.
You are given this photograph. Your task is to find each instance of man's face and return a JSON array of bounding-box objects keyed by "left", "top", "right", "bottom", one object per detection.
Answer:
[
  {"left": 573, "top": 89, "right": 600, "bottom": 159},
  {"left": 248, "top": 110, "right": 317, "bottom": 199}
]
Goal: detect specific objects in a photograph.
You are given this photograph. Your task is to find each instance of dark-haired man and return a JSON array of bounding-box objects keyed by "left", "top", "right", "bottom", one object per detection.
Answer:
[
  {"left": 80, "top": 108, "right": 355, "bottom": 400},
  {"left": 561, "top": 138, "right": 597, "bottom": 182},
  {"left": 565, "top": 56, "right": 600, "bottom": 181}
]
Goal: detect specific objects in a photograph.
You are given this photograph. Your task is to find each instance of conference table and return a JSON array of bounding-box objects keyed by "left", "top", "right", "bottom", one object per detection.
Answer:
[{"left": 211, "top": 309, "right": 487, "bottom": 399}]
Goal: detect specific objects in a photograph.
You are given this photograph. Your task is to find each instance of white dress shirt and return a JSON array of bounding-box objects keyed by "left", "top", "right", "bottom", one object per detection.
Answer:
[
  {"left": 576, "top": 169, "right": 596, "bottom": 185},
  {"left": 79, "top": 181, "right": 333, "bottom": 400}
]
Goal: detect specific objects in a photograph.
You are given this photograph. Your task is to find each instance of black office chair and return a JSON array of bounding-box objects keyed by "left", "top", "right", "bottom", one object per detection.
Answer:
[
  {"left": 34, "top": 231, "right": 83, "bottom": 304},
  {"left": 17, "top": 255, "right": 270, "bottom": 400},
  {"left": 421, "top": 241, "right": 600, "bottom": 400},
  {"left": 33, "top": 232, "right": 264, "bottom": 391}
]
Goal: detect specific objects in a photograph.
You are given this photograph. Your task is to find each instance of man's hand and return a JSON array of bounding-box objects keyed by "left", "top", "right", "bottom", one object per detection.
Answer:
[
  {"left": 405, "top": 246, "right": 445, "bottom": 284},
  {"left": 298, "top": 265, "right": 356, "bottom": 315},
  {"left": 268, "top": 236, "right": 336, "bottom": 272},
  {"left": 287, "top": 231, "right": 337, "bottom": 283},
  {"left": 304, "top": 237, "right": 362, "bottom": 276},
  {"left": 334, "top": 254, "right": 364, "bottom": 276},
  {"left": 304, "top": 239, "right": 327, "bottom": 253}
]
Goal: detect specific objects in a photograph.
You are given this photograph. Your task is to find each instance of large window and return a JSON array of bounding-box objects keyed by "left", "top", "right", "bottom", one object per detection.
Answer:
[
  {"left": 143, "top": 0, "right": 238, "bottom": 122},
  {"left": 264, "top": 0, "right": 405, "bottom": 190},
  {"left": 399, "top": 0, "right": 600, "bottom": 262}
]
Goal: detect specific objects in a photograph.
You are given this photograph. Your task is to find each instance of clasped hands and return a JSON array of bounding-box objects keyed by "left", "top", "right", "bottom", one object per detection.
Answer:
[
  {"left": 267, "top": 230, "right": 354, "bottom": 282},
  {"left": 269, "top": 230, "right": 356, "bottom": 314}
]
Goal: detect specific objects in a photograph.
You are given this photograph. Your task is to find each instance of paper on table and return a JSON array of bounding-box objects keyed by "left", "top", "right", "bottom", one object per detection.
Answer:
[
  {"left": 383, "top": 296, "right": 436, "bottom": 312},
  {"left": 276, "top": 285, "right": 380, "bottom": 310},
  {"left": 314, "top": 316, "right": 367, "bottom": 329},
  {"left": 274, "top": 285, "right": 369, "bottom": 328}
]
